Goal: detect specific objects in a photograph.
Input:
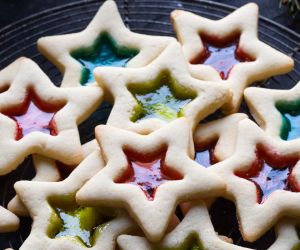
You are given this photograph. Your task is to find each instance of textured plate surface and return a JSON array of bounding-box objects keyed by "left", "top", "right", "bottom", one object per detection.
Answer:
[{"left": 0, "top": 0, "right": 299, "bottom": 248}]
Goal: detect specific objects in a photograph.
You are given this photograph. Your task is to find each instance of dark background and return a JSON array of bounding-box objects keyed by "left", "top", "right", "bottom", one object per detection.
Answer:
[{"left": 0, "top": 0, "right": 299, "bottom": 33}]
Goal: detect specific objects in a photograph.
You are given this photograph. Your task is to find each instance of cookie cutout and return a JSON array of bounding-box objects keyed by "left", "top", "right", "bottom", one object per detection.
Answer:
[
  {"left": 94, "top": 42, "right": 231, "bottom": 134},
  {"left": 76, "top": 118, "right": 225, "bottom": 242},
  {"left": 210, "top": 119, "right": 300, "bottom": 241},
  {"left": 194, "top": 113, "right": 247, "bottom": 167},
  {"left": 15, "top": 150, "right": 137, "bottom": 249},
  {"left": 0, "top": 206, "right": 19, "bottom": 233},
  {"left": 245, "top": 82, "right": 300, "bottom": 142},
  {"left": 117, "top": 202, "right": 249, "bottom": 250},
  {"left": 8, "top": 139, "right": 99, "bottom": 217},
  {"left": 171, "top": 3, "right": 294, "bottom": 113},
  {"left": 0, "top": 57, "right": 102, "bottom": 175},
  {"left": 38, "top": 0, "right": 175, "bottom": 87}
]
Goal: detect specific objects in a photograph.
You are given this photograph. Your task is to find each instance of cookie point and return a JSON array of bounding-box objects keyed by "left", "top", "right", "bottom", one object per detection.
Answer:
[{"left": 170, "top": 10, "right": 184, "bottom": 19}]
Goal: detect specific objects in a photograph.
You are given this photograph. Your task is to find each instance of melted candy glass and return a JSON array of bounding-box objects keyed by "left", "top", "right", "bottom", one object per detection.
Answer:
[
  {"left": 117, "top": 152, "right": 182, "bottom": 201},
  {"left": 71, "top": 33, "right": 138, "bottom": 86},
  {"left": 277, "top": 100, "right": 300, "bottom": 141},
  {"left": 236, "top": 148, "right": 299, "bottom": 203},
  {"left": 191, "top": 37, "right": 252, "bottom": 80},
  {"left": 2, "top": 94, "right": 62, "bottom": 140},
  {"left": 130, "top": 74, "right": 195, "bottom": 122},
  {"left": 51, "top": 206, "right": 110, "bottom": 247}
]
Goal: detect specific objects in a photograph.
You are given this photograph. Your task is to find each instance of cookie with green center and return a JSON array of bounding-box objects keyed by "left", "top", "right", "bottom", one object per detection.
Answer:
[
  {"left": 8, "top": 139, "right": 99, "bottom": 217},
  {"left": 15, "top": 149, "right": 137, "bottom": 249},
  {"left": 171, "top": 3, "right": 294, "bottom": 113},
  {"left": 37, "top": 0, "right": 175, "bottom": 87},
  {"left": 0, "top": 57, "right": 102, "bottom": 175},
  {"left": 76, "top": 118, "right": 225, "bottom": 242},
  {"left": 194, "top": 113, "right": 247, "bottom": 168},
  {"left": 117, "top": 202, "right": 250, "bottom": 250},
  {"left": 210, "top": 119, "right": 300, "bottom": 242},
  {"left": 94, "top": 42, "right": 231, "bottom": 134},
  {"left": 244, "top": 82, "right": 300, "bottom": 143}
]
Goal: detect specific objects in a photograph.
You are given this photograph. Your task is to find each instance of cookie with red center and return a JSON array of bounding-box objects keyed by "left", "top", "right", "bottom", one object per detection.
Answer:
[
  {"left": 76, "top": 118, "right": 225, "bottom": 242},
  {"left": 37, "top": 0, "right": 175, "bottom": 88},
  {"left": 171, "top": 3, "right": 294, "bottom": 113},
  {"left": 0, "top": 57, "right": 102, "bottom": 175},
  {"left": 14, "top": 149, "right": 138, "bottom": 250},
  {"left": 194, "top": 113, "right": 247, "bottom": 168},
  {"left": 245, "top": 82, "right": 300, "bottom": 143},
  {"left": 117, "top": 202, "right": 250, "bottom": 250},
  {"left": 94, "top": 42, "right": 231, "bottom": 134},
  {"left": 210, "top": 119, "right": 300, "bottom": 242}
]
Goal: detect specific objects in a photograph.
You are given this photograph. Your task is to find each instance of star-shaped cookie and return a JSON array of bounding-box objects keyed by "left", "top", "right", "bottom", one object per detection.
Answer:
[
  {"left": 117, "top": 202, "right": 249, "bottom": 250},
  {"left": 245, "top": 82, "right": 300, "bottom": 142},
  {"left": 76, "top": 118, "right": 225, "bottom": 242},
  {"left": 194, "top": 113, "right": 247, "bottom": 167},
  {"left": 15, "top": 149, "right": 137, "bottom": 250},
  {"left": 171, "top": 3, "right": 294, "bottom": 113},
  {"left": 0, "top": 57, "right": 102, "bottom": 175},
  {"left": 210, "top": 119, "right": 300, "bottom": 241},
  {"left": 94, "top": 41, "right": 231, "bottom": 134},
  {"left": 37, "top": 0, "right": 175, "bottom": 87}
]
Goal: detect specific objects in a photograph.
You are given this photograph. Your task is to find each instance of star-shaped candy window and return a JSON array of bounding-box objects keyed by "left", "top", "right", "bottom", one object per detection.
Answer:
[
  {"left": 129, "top": 73, "right": 196, "bottom": 123},
  {"left": 191, "top": 36, "right": 253, "bottom": 80},
  {"left": 48, "top": 202, "right": 113, "bottom": 247},
  {"left": 235, "top": 146, "right": 300, "bottom": 204},
  {"left": 2, "top": 91, "right": 64, "bottom": 140},
  {"left": 71, "top": 33, "right": 138, "bottom": 86},
  {"left": 116, "top": 150, "right": 182, "bottom": 201},
  {"left": 276, "top": 100, "right": 300, "bottom": 141}
]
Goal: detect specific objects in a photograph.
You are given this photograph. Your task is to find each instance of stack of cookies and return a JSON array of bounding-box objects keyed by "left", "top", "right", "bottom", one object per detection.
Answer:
[{"left": 0, "top": 1, "right": 298, "bottom": 249}]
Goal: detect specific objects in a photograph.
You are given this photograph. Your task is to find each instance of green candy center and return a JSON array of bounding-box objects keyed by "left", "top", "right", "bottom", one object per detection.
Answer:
[
  {"left": 276, "top": 100, "right": 300, "bottom": 141},
  {"left": 71, "top": 32, "right": 139, "bottom": 86},
  {"left": 47, "top": 199, "right": 113, "bottom": 247},
  {"left": 129, "top": 72, "right": 196, "bottom": 122}
]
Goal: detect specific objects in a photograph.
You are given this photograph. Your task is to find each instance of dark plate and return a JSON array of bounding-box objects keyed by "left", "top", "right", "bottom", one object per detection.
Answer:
[{"left": 0, "top": 0, "right": 299, "bottom": 249}]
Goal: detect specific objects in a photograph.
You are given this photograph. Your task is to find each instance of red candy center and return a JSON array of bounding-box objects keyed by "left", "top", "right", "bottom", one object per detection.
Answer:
[
  {"left": 235, "top": 145, "right": 300, "bottom": 203},
  {"left": 2, "top": 91, "right": 63, "bottom": 140},
  {"left": 191, "top": 36, "right": 253, "bottom": 80},
  {"left": 116, "top": 151, "right": 182, "bottom": 201}
]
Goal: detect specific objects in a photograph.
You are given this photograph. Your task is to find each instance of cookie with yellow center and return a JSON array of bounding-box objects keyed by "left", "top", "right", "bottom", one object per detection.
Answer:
[
  {"left": 94, "top": 42, "right": 231, "bottom": 134},
  {"left": 15, "top": 149, "right": 137, "bottom": 250}
]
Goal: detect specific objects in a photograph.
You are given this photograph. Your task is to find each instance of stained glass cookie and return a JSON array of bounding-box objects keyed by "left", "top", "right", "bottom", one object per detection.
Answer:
[
  {"left": 0, "top": 57, "right": 102, "bottom": 175},
  {"left": 15, "top": 149, "right": 137, "bottom": 249},
  {"left": 210, "top": 119, "right": 300, "bottom": 242},
  {"left": 94, "top": 42, "right": 231, "bottom": 134},
  {"left": 194, "top": 113, "right": 247, "bottom": 167},
  {"left": 76, "top": 118, "right": 225, "bottom": 242},
  {"left": 117, "top": 202, "right": 249, "bottom": 250},
  {"left": 37, "top": 0, "right": 175, "bottom": 87},
  {"left": 171, "top": 3, "right": 294, "bottom": 113},
  {"left": 245, "top": 82, "right": 300, "bottom": 142}
]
